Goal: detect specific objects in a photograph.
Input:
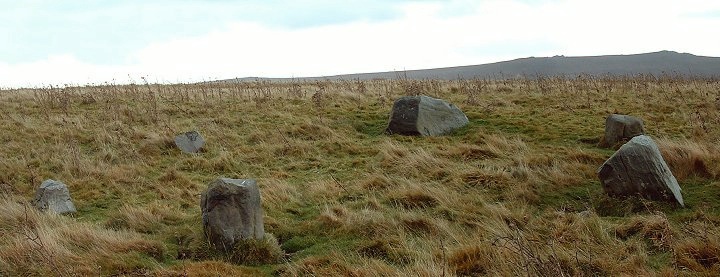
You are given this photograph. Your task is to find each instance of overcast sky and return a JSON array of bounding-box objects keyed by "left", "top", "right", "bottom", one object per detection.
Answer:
[{"left": 1, "top": 0, "right": 719, "bottom": 87}]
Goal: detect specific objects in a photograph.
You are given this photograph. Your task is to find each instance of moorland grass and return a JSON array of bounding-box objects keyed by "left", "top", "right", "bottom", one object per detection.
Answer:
[{"left": 0, "top": 76, "right": 719, "bottom": 275}]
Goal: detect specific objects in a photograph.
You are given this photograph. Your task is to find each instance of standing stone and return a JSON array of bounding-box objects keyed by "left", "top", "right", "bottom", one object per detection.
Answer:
[
  {"left": 33, "top": 179, "right": 76, "bottom": 214},
  {"left": 174, "top": 130, "right": 205, "bottom": 154},
  {"left": 201, "top": 178, "right": 264, "bottom": 252},
  {"left": 597, "top": 135, "right": 684, "bottom": 207},
  {"left": 601, "top": 114, "right": 645, "bottom": 147},
  {"left": 386, "top": 95, "right": 469, "bottom": 136}
]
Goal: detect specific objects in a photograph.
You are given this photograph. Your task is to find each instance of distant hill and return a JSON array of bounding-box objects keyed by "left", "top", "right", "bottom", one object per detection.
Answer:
[{"left": 224, "top": 51, "right": 720, "bottom": 82}]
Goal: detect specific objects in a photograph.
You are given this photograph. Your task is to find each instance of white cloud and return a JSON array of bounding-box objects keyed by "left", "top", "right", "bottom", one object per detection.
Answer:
[
  {"left": 0, "top": 55, "right": 136, "bottom": 88},
  {"left": 126, "top": 1, "right": 551, "bottom": 81},
  {"left": 2, "top": 0, "right": 719, "bottom": 87}
]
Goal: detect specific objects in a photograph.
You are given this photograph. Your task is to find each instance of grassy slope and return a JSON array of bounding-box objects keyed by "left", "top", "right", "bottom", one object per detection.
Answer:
[{"left": 0, "top": 77, "right": 719, "bottom": 276}]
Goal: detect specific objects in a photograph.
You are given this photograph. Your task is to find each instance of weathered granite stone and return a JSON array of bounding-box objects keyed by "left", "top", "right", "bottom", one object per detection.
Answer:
[
  {"left": 602, "top": 114, "right": 645, "bottom": 147},
  {"left": 33, "top": 179, "right": 76, "bottom": 214},
  {"left": 386, "top": 95, "right": 469, "bottom": 136},
  {"left": 201, "top": 178, "right": 264, "bottom": 252},
  {"left": 174, "top": 130, "right": 205, "bottom": 154},
  {"left": 597, "top": 135, "right": 684, "bottom": 206}
]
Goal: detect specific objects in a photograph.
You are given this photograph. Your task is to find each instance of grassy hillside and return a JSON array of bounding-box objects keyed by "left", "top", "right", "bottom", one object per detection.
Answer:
[{"left": 1, "top": 76, "right": 719, "bottom": 276}]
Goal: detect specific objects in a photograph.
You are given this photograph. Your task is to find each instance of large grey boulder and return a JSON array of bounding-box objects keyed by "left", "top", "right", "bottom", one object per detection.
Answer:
[
  {"left": 602, "top": 114, "right": 645, "bottom": 147},
  {"left": 386, "top": 95, "right": 469, "bottom": 136},
  {"left": 174, "top": 130, "right": 205, "bottom": 154},
  {"left": 33, "top": 179, "right": 76, "bottom": 214},
  {"left": 597, "top": 135, "right": 684, "bottom": 206},
  {"left": 201, "top": 178, "right": 264, "bottom": 252}
]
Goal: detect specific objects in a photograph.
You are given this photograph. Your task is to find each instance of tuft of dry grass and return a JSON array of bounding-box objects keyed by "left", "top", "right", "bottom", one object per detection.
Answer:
[
  {"left": 155, "top": 261, "right": 264, "bottom": 276},
  {"left": 0, "top": 195, "right": 165, "bottom": 276},
  {"left": 105, "top": 202, "right": 182, "bottom": 234},
  {"left": 671, "top": 220, "right": 720, "bottom": 273},
  {"left": 448, "top": 244, "right": 492, "bottom": 276},
  {"left": 615, "top": 213, "right": 676, "bottom": 250},
  {"left": 657, "top": 138, "right": 718, "bottom": 180},
  {"left": 279, "top": 255, "right": 360, "bottom": 277},
  {"left": 360, "top": 173, "right": 394, "bottom": 190},
  {"left": 390, "top": 190, "right": 439, "bottom": 209},
  {"left": 674, "top": 239, "right": 720, "bottom": 272}
]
